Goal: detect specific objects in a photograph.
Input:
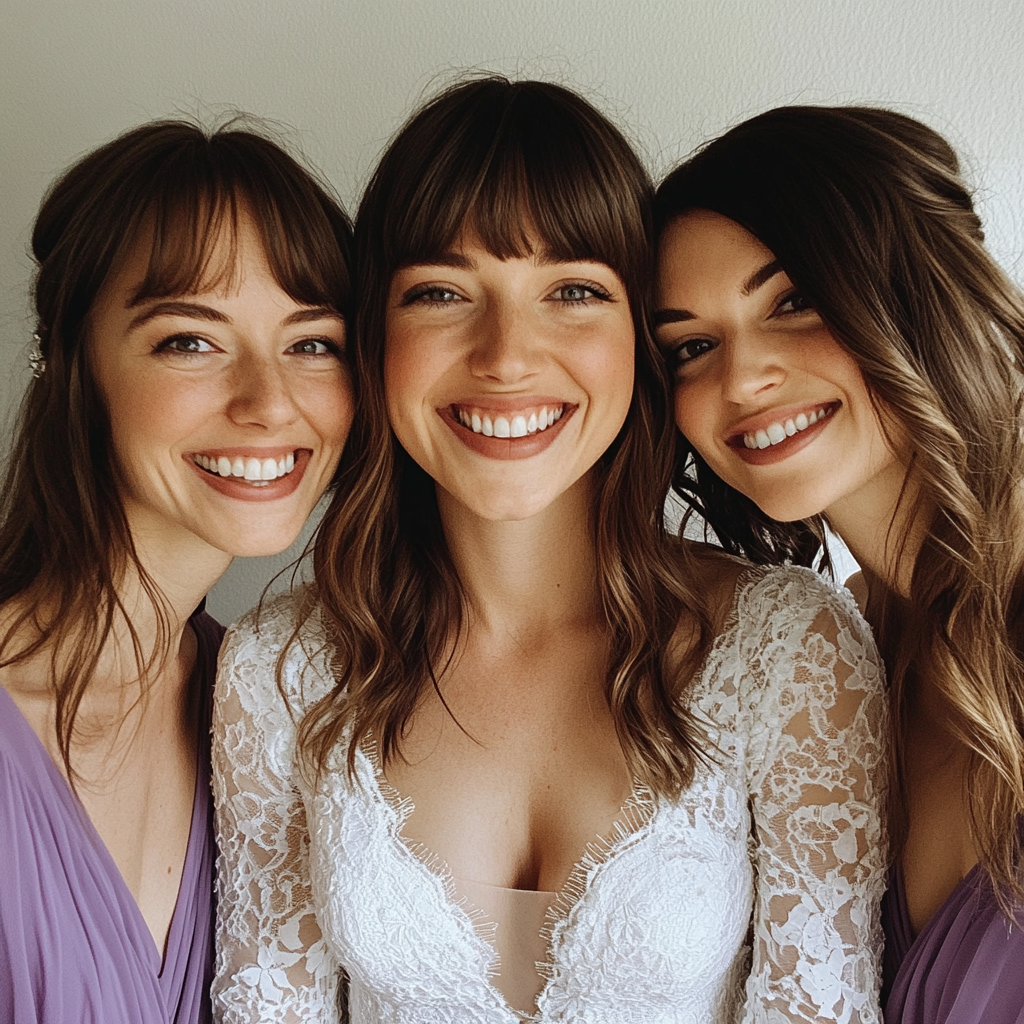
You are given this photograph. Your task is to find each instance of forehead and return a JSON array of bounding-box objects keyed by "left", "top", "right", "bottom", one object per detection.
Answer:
[
  {"left": 658, "top": 210, "right": 780, "bottom": 300},
  {"left": 104, "top": 212, "right": 275, "bottom": 310}
]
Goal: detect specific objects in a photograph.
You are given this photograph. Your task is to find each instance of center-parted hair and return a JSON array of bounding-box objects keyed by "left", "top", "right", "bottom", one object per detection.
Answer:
[
  {"left": 297, "top": 77, "right": 715, "bottom": 798},
  {"left": 655, "top": 105, "right": 1024, "bottom": 908}
]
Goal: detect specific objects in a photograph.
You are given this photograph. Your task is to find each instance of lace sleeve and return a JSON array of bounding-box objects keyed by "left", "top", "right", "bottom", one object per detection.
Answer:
[
  {"left": 211, "top": 604, "right": 341, "bottom": 1023},
  {"left": 740, "top": 569, "right": 888, "bottom": 1024}
]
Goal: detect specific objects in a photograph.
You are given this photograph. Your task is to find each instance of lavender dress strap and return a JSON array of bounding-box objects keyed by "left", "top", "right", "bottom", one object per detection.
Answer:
[
  {"left": 882, "top": 859, "right": 1024, "bottom": 1023},
  {"left": 0, "top": 610, "right": 224, "bottom": 1024}
]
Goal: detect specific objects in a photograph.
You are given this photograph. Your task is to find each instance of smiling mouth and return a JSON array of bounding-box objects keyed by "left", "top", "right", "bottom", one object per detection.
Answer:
[
  {"left": 191, "top": 451, "right": 298, "bottom": 487},
  {"left": 734, "top": 403, "right": 838, "bottom": 450},
  {"left": 451, "top": 403, "right": 566, "bottom": 438}
]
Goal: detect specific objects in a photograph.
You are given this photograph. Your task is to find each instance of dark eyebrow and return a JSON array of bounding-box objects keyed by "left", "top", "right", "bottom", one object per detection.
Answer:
[
  {"left": 742, "top": 259, "right": 783, "bottom": 296},
  {"left": 127, "top": 301, "right": 230, "bottom": 330},
  {"left": 397, "top": 252, "right": 476, "bottom": 272},
  {"left": 282, "top": 307, "right": 344, "bottom": 326},
  {"left": 127, "top": 300, "right": 342, "bottom": 331},
  {"left": 653, "top": 308, "right": 696, "bottom": 326}
]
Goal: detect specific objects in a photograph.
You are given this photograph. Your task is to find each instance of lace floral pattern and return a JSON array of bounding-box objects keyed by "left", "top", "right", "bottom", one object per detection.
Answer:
[{"left": 213, "top": 565, "right": 888, "bottom": 1023}]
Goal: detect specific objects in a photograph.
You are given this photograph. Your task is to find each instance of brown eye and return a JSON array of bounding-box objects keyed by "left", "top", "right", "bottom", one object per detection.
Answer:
[
  {"left": 776, "top": 291, "right": 814, "bottom": 315},
  {"left": 670, "top": 337, "right": 717, "bottom": 368}
]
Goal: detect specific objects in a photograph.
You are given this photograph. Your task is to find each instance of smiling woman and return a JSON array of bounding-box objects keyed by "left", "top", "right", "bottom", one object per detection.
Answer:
[
  {"left": 655, "top": 105, "right": 1024, "bottom": 1024},
  {"left": 0, "top": 120, "right": 353, "bottom": 1024},
  {"left": 214, "top": 78, "right": 888, "bottom": 1024}
]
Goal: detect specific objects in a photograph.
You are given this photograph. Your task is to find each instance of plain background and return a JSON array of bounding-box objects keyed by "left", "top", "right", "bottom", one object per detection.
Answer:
[{"left": 3, "top": 0, "right": 1023, "bottom": 623}]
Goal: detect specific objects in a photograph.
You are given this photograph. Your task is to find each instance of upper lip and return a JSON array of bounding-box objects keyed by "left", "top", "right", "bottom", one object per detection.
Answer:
[
  {"left": 444, "top": 395, "right": 572, "bottom": 415},
  {"left": 185, "top": 445, "right": 308, "bottom": 458},
  {"left": 725, "top": 401, "right": 839, "bottom": 447}
]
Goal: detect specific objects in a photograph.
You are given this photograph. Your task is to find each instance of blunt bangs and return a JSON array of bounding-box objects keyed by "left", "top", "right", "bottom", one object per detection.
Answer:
[
  {"left": 374, "top": 80, "right": 650, "bottom": 288},
  {"left": 127, "top": 133, "right": 352, "bottom": 315}
]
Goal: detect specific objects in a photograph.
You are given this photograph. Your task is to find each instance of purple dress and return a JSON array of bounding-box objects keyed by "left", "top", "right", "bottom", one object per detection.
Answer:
[
  {"left": 883, "top": 861, "right": 1024, "bottom": 1023},
  {"left": 0, "top": 611, "right": 224, "bottom": 1024}
]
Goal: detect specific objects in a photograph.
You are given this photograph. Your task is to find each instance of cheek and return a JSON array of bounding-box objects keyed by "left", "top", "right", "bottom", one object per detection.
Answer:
[
  {"left": 672, "top": 379, "right": 712, "bottom": 447},
  {"left": 303, "top": 371, "right": 356, "bottom": 446}
]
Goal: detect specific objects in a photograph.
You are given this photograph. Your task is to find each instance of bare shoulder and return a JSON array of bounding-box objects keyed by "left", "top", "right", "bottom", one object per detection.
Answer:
[
  {"left": 675, "top": 540, "right": 752, "bottom": 631},
  {"left": 843, "top": 570, "right": 869, "bottom": 614}
]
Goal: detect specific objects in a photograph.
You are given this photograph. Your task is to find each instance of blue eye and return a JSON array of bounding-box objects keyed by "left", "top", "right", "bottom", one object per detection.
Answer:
[
  {"left": 550, "top": 283, "right": 611, "bottom": 304},
  {"left": 405, "top": 286, "right": 463, "bottom": 306}
]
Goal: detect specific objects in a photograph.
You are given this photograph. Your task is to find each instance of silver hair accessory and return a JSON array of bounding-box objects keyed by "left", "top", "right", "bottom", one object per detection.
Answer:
[{"left": 29, "top": 332, "right": 46, "bottom": 378}]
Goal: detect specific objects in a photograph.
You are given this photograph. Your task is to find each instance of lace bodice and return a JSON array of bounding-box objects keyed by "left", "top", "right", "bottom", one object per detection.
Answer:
[{"left": 213, "top": 566, "right": 888, "bottom": 1023}]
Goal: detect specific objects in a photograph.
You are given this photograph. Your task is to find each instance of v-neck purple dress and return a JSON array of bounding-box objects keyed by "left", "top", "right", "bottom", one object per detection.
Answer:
[
  {"left": 0, "top": 611, "right": 224, "bottom": 1024},
  {"left": 882, "top": 860, "right": 1024, "bottom": 1023}
]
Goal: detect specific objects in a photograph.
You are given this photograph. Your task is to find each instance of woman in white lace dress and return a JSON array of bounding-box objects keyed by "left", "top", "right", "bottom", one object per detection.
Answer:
[{"left": 213, "top": 79, "right": 889, "bottom": 1024}]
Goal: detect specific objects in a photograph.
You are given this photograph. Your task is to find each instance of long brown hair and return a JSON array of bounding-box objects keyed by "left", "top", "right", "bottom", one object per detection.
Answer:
[
  {"left": 656, "top": 105, "right": 1024, "bottom": 907},
  {"left": 299, "top": 76, "right": 715, "bottom": 799},
  {"left": 0, "top": 118, "right": 353, "bottom": 783}
]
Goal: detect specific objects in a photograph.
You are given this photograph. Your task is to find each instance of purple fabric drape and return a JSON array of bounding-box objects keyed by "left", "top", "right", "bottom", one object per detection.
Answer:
[
  {"left": 883, "top": 859, "right": 1024, "bottom": 1024},
  {"left": 0, "top": 611, "right": 223, "bottom": 1024}
]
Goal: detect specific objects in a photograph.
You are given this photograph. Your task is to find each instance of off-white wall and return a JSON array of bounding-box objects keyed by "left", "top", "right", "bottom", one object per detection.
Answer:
[{"left": 3, "top": 0, "right": 1021, "bottom": 621}]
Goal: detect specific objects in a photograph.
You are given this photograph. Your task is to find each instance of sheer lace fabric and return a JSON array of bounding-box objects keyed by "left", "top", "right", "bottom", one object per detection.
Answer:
[{"left": 213, "top": 565, "right": 888, "bottom": 1023}]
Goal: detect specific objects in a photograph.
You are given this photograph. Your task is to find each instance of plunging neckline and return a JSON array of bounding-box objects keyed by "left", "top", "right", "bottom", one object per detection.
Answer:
[
  {"left": 363, "top": 736, "right": 657, "bottom": 1018},
  {"left": 0, "top": 669, "right": 206, "bottom": 972},
  {"left": 355, "top": 570, "right": 756, "bottom": 1016}
]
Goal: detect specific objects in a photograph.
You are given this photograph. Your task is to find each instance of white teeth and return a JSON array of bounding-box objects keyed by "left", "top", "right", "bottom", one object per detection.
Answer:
[
  {"left": 456, "top": 404, "right": 566, "bottom": 438},
  {"left": 741, "top": 406, "right": 833, "bottom": 451},
  {"left": 194, "top": 451, "right": 300, "bottom": 483}
]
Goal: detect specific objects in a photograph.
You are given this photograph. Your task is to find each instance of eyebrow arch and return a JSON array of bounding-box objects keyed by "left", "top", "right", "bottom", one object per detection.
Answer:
[
  {"left": 127, "top": 301, "right": 230, "bottom": 330},
  {"left": 127, "top": 300, "right": 342, "bottom": 331},
  {"left": 653, "top": 308, "right": 696, "bottom": 326},
  {"left": 397, "top": 252, "right": 476, "bottom": 271},
  {"left": 742, "top": 259, "right": 783, "bottom": 295}
]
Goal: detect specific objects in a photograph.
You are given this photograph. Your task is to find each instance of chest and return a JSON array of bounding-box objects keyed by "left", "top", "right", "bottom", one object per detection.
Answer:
[{"left": 308, "top": 752, "right": 755, "bottom": 1022}]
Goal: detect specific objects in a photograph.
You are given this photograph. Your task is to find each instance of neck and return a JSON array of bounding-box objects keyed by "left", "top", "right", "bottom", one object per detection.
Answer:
[
  {"left": 437, "top": 473, "right": 602, "bottom": 640},
  {"left": 826, "top": 458, "right": 925, "bottom": 601},
  {"left": 3, "top": 517, "right": 230, "bottom": 703}
]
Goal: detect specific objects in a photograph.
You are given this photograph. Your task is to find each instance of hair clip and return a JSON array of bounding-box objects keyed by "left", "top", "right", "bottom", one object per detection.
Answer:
[{"left": 29, "top": 332, "right": 46, "bottom": 378}]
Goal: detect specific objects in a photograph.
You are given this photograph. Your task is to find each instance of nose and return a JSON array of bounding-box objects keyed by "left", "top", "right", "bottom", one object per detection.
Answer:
[
  {"left": 225, "top": 353, "right": 300, "bottom": 428},
  {"left": 719, "top": 329, "right": 785, "bottom": 404},
  {"left": 467, "top": 297, "right": 539, "bottom": 384}
]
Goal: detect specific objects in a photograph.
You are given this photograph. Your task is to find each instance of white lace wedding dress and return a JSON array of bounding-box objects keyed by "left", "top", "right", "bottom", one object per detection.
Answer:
[{"left": 212, "top": 565, "right": 887, "bottom": 1024}]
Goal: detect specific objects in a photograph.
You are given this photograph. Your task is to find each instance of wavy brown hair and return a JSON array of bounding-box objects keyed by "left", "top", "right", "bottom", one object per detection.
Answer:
[
  {"left": 0, "top": 119, "right": 353, "bottom": 783},
  {"left": 298, "top": 77, "right": 715, "bottom": 799},
  {"left": 655, "top": 105, "right": 1024, "bottom": 908}
]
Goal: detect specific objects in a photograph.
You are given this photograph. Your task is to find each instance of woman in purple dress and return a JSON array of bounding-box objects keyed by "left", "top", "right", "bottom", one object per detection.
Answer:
[
  {"left": 653, "top": 107, "right": 1024, "bottom": 1022},
  {"left": 0, "top": 121, "right": 354, "bottom": 1024}
]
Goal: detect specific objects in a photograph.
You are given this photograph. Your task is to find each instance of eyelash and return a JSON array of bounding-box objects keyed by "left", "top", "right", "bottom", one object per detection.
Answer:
[
  {"left": 668, "top": 337, "right": 717, "bottom": 369},
  {"left": 403, "top": 286, "right": 463, "bottom": 307},
  {"left": 154, "top": 333, "right": 214, "bottom": 357},
  {"left": 402, "top": 281, "right": 613, "bottom": 308},
  {"left": 775, "top": 289, "right": 814, "bottom": 315},
  {"left": 154, "top": 334, "right": 342, "bottom": 358}
]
